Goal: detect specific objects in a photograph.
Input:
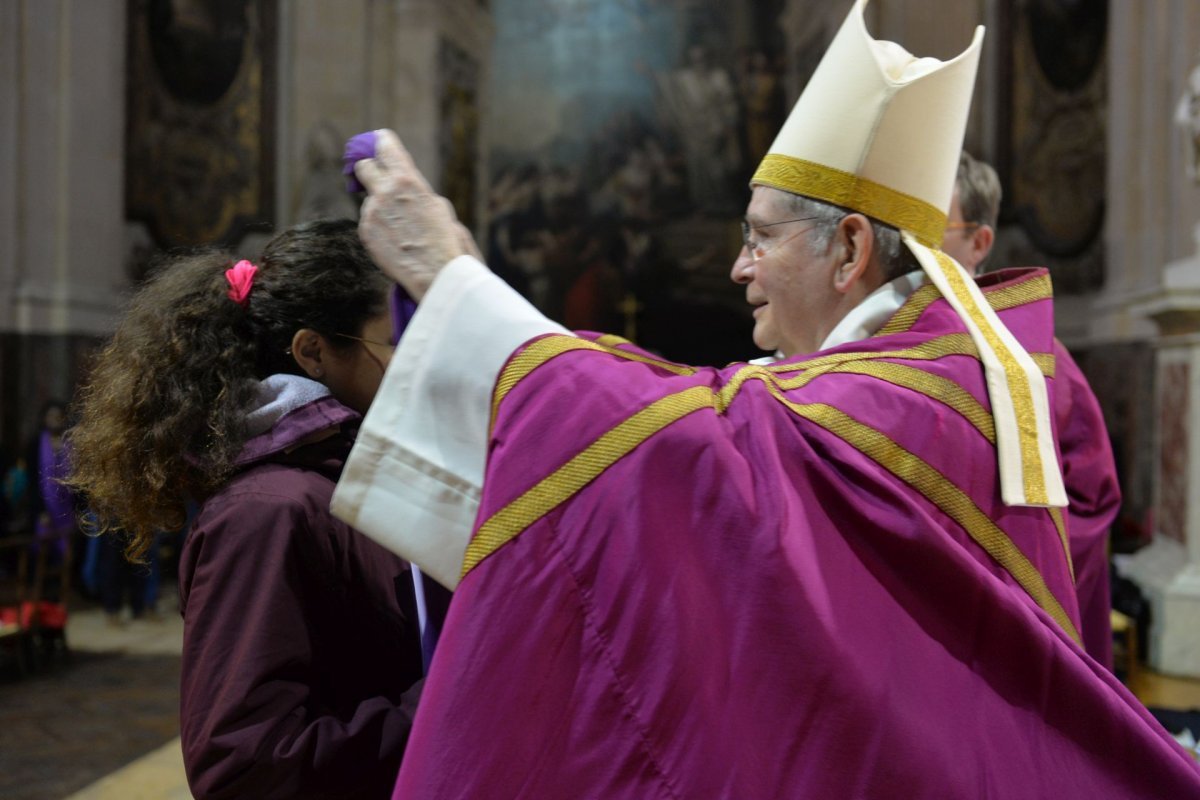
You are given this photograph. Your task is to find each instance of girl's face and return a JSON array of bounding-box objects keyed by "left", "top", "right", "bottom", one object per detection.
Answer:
[{"left": 323, "top": 308, "right": 394, "bottom": 415}]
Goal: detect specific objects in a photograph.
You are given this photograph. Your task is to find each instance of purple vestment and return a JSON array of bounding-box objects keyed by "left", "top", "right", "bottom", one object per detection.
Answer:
[
  {"left": 393, "top": 268, "right": 1200, "bottom": 799},
  {"left": 1055, "top": 343, "right": 1121, "bottom": 667}
]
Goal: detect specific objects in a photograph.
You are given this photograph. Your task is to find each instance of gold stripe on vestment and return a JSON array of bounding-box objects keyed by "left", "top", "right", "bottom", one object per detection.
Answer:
[
  {"left": 877, "top": 273, "right": 1055, "bottom": 337},
  {"left": 876, "top": 285, "right": 943, "bottom": 336},
  {"left": 464, "top": 386, "right": 714, "bottom": 576},
  {"left": 1049, "top": 507, "right": 1073, "bottom": 579},
  {"left": 765, "top": 333, "right": 980, "bottom": 374},
  {"left": 819, "top": 361, "right": 997, "bottom": 441},
  {"left": 723, "top": 356, "right": 1072, "bottom": 584},
  {"left": 928, "top": 250, "right": 1048, "bottom": 506},
  {"left": 594, "top": 334, "right": 632, "bottom": 348},
  {"left": 472, "top": 353, "right": 1079, "bottom": 641},
  {"left": 491, "top": 335, "right": 696, "bottom": 433},
  {"left": 1031, "top": 353, "right": 1056, "bottom": 378},
  {"left": 766, "top": 336, "right": 1054, "bottom": 381},
  {"left": 803, "top": 361, "right": 1072, "bottom": 582},
  {"left": 790, "top": 401, "right": 1081, "bottom": 644},
  {"left": 833, "top": 360, "right": 1070, "bottom": 581},
  {"left": 987, "top": 273, "right": 1054, "bottom": 313},
  {"left": 723, "top": 364, "right": 1079, "bottom": 641},
  {"left": 774, "top": 353, "right": 1054, "bottom": 410}
]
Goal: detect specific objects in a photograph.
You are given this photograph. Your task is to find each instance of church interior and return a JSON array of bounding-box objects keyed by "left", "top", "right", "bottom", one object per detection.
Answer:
[{"left": 2, "top": 0, "right": 1200, "bottom": 796}]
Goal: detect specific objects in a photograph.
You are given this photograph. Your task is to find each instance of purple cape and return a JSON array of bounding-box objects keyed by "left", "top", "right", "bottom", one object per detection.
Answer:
[
  {"left": 394, "top": 268, "right": 1199, "bottom": 799},
  {"left": 1054, "top": 342, "right": 1121, "bottom": 666}
]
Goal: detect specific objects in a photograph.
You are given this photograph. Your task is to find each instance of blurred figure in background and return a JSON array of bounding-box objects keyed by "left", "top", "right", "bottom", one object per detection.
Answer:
[{"left": 27, "top": 401, "right": 77, "bottom": 556}]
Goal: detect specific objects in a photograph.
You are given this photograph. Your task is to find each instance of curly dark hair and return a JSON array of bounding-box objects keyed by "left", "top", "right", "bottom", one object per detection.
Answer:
[{"left": 67, "top": 218, "right": 390, "bottom": 559}]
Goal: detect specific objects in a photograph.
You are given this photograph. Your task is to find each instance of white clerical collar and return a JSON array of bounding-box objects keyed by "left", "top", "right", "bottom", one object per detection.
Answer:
[
  {"left": 818, "top": 270, "right": 926, "bottom": 351},
  {"left": 749, "top": 270, "right": 926, "bottom": 365}
]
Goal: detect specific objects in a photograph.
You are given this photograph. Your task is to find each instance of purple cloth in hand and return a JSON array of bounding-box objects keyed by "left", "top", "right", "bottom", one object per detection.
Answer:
[
  {"left": 390, "top": 285, "right": 417, "bottom": 344},
  {"left": 343, "top": 131, "right": 377, "bottom": 194},
  {"left": 345, "top": 130, "right": 418, "bottom": 340}
]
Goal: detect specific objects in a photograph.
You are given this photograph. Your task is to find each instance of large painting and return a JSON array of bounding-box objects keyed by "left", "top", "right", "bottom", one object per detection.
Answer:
[
  {"left": 996, "top": 0, "right": 1107, "bottom": 294},
  {"left": 125, "top": 0, "right": 277, "bottom": 252},
  {"left": 486, "top": 0, "right": 786, "bottom": 364},
  {"left": 440, "top": 39, "right": 482, "bottom": 231}
]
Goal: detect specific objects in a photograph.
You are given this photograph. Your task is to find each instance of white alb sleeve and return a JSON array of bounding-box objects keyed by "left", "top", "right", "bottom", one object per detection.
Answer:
[{"left": 331, "top": 255, "right": 569, "bottom": 588}]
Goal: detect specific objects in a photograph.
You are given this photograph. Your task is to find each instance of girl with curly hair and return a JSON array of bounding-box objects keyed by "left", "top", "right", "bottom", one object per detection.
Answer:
[{"left": 68, "top": 218, "right": 423, "bottom": 799}]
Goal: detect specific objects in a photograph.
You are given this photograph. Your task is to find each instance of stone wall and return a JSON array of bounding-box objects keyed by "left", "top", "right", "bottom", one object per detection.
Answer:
[
  {"left": 1104, "top": 0, "right": 1200, "bottom": 341},
  {"left": 0, "top": 0, "right": 127, "bottom": 453},
  {"left": 0, "top": 0, "right": 493, "bottom": 459},
  {"left": 280, "top": 0, "right": 492, "bottom": 236}
]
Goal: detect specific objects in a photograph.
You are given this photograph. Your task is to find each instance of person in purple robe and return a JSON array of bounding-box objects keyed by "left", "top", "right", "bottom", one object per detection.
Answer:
[
  {"left": 19, "top": 399, "right": 76, "bottom": 623},
  {"left": 941, "top": 150, "right": 1122, "bottom": 667},
  {"left": 331, "top": 2, "right": 1200, "bottom": 797},
  {"left": 27, "top": 401, "right": 76, "bottom": 556},
  {"left": 68, "top": 219, "right": 424, "bottom": 799}
]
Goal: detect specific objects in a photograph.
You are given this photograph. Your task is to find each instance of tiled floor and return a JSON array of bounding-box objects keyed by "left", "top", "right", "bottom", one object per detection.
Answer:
[
  {"left": 66, "top": 602, "right": 184, "bottom": 657},
  {"left": 0, "top": 596, "right": 187, "bottom": 800},
  {"left": 59, "top": 602, "right": 189, "bottom": 799},
  {"left": 63, "top": 739, "right": 189, "bottom": 800}
]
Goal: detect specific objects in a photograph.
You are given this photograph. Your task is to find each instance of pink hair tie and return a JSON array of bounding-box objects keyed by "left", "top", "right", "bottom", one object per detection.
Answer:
[{"left": 225, "top": 259, "right": 258, "bottom": 307}]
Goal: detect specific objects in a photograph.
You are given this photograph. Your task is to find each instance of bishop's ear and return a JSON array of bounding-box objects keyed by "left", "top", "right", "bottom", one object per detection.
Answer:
[
  {"left": 972, "top": 225, "right": 995, "bottom": 269},
  {"left": 832, "top": 213, "right": 874, "bottom": 294}
]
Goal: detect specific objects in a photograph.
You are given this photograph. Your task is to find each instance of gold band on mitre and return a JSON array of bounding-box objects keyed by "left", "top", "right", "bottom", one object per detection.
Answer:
[{"left": 752, "top": 154, "right": 948, "bottom": 248}]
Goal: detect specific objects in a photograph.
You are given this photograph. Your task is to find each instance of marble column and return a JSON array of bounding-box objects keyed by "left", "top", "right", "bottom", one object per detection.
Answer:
[
  {"left": 0, "top": 0, "right": 127, "bottom": 448},
  {"left": 1097, "top": 0, "right": 1200, "bottom": 342},
  {"left": 279, "top": 0, "right": 493, "bottom": 236},
  {"left": 391, "top": 0, "right": 493, "bottom": 234},
  {"left": 1104, "top": 1, "right": 1200, "bottom": 678},
  {"left": 1123, "top": 232, "right": 1200, "bottom": 677}
]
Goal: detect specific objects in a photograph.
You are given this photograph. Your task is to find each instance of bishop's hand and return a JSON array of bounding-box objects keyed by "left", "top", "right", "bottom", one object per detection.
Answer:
[{"left": 353, "top": 129, "right": 480, "bottom": 300}]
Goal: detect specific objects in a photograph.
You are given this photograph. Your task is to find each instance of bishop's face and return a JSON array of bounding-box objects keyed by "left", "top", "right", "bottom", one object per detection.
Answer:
[{"left": 731, "top": 186, "right": 840, "bottom": 358}]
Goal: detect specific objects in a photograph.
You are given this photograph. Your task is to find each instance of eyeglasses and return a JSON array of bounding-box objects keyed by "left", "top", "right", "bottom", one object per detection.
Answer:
[
  {"left": 945, "top": 221, "right": 981, "bottom": 233},
  {"left": 334, "top": 332, "right": 396, "bottom": 351},
  {"left": 335, "top": 332, "right": 394, "bottom": 376},
  {"left": 741, "top": 216, "right": 822, "bottom": 262}
]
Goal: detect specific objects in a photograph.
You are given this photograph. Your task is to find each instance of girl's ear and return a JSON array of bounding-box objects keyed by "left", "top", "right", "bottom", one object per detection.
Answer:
[{"left": 290, "top": 329, "right": 327, "bottom": 379}]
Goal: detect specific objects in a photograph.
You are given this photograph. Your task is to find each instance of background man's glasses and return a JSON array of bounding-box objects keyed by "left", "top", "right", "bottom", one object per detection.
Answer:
[{"left": 335, "top": 332, "right": 396, "bottom": 351}]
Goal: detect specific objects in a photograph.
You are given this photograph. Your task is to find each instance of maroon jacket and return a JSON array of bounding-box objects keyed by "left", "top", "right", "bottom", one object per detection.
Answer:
[{"left": 179, "top": 395, "right": 423, "bottom": 799}]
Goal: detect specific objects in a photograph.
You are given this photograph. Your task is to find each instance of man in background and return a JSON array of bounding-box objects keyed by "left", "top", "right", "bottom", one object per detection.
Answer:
[{"left": 942, "top": 151, "right": 1122, "bottom": 667}]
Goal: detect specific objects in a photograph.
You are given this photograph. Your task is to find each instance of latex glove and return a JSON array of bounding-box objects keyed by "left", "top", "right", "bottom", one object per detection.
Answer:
[{"left": 353, "top": 129, "right": 480, "bottom": 300}]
